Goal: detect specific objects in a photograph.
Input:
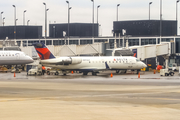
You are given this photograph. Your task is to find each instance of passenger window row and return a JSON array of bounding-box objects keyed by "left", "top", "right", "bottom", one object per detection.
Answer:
[
  {"left": 89, "top": 60, "right": 128, "bottom": 63},
  {"left": 0, "top": 54, "right": 15, "bottom": 57}
]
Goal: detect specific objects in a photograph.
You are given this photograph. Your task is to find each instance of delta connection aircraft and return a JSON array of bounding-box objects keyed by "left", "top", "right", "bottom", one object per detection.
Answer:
[
  {"left": 0, "top": 51, "right": 33, "bottom": 65},
  {"left": 33, "top": 43, "right": 147, "bottom": 75}
]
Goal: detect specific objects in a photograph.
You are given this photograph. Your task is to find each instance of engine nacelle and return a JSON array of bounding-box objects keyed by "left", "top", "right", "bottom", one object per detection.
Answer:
[
  {"left": 62, "top": 58, "right": 72, "bottom": 64},
  {"left": 71, "top": 57, "right": 82, "bottom": 64}
]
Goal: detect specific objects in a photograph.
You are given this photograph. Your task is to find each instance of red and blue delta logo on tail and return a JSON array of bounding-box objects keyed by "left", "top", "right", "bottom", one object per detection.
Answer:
[{"left": 33, "top": 43, "right": 55, "bottom": 60}]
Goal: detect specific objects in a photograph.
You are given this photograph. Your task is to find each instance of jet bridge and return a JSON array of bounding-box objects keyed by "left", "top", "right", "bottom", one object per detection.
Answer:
[
  {"left": 129, "top": 42, "right": 175, "bottom": 69},
  {"left": 112, "top": 42, "right": 175, "bottom": 69},
  {"left": 128, "top": 42, "right": 174, "bottom": 61}
]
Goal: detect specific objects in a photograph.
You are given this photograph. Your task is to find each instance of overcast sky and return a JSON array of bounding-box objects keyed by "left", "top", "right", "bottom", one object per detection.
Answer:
[{"left": 0, "top": 0, "right": 179, "bottom": 36}]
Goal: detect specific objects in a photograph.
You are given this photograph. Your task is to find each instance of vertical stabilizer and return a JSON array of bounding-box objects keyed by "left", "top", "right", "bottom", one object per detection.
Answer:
[{"left": 33, "top": 43, "right": 55, "bottom": 60}]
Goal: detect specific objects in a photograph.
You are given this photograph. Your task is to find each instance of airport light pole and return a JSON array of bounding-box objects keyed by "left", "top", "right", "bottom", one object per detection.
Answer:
[
  {"left": 12, "top": 5, "right": 16, "bottom": 26},
  {"left": 66, "top": 1, "right": 70, "bottom": 38},
  {"left": 177, "top": 0, "right": 179, "bottom": 35},
  {"left": 27, "top": 20, "right": 30, "bottom": 26},
  {"left": 23, "top": 10, "right": 27, "bottom": 26},
  {"left": 160, "top": 0, "right": 162, "bottom": 43},
  {"left": 3, "top": 17, "right": 5, "bottom": 26},
  {"left": 43, "top": 2, "right": 47, "bottom": 39},
  {"left": 1, "top": 12, "right": 3, "bottom": 26},
  {"left": 176, "top": 0, "right": 179, "bottom": 21},
  {"left": 13, "top": 5, "right": 16, "bottom": 39},
  {"left": 16, "top": 19, "right": 18, "bottom": 24},
  {"left": 69, "top": 7, "right": 72, "bottom": 24},
  {"left": 117, "top": 4, "right": 120, "bottom": 21},
  {"left": 91, "top": 0, "right": 94, "bottom": 37},
  {"left": 149, "top": 2, "right": 152, "bottom": 20},
  {"left": 97, "top": 5, "right": 100, "bottom": 24}
]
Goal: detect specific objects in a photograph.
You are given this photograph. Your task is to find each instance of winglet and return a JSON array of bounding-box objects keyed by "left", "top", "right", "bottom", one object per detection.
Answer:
[
  {"left": 33, "top": 42, "right": 56, "bottom": 60},
  {"left": 105, "top": 62, "right": 110, "bottom": 69}
]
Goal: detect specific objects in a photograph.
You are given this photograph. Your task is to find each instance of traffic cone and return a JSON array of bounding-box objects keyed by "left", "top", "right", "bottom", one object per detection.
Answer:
[
  {"left": 138, "top": 72, "right": 140, "bottom": 78},
  {"left": 154, "top": 69, "right": 156, "bottom": 74},
  {"left": 71, "top": 71, "right": 74, "bottom": 74},
  {"left": 14, "top": 72, "right": 16, "bottom": 77},
  {"left": 111, "top": 73, "right": 113, "bottom": 77}
]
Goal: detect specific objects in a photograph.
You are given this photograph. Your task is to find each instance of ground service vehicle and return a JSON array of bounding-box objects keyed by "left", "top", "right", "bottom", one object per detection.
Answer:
[
  {"left": 160, "top": 69, "right": 174, "bottom": 76},
  {"left": 27, "top": 65, "right": 42, "bottom": 75}
]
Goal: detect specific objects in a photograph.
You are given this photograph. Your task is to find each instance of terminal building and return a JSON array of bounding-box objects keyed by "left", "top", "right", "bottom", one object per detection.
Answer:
[
  {"left": 49, "top": 23, "right": 99, "bottom": 38},
  {"left": 0, "top": 26, "right": 42, "bottom": 39},
  {"left": 113, "top": 20, "right": 177, "bottom": 37},
  {"left": 0, "top": 20, "right": 180, "bottom": 69}
]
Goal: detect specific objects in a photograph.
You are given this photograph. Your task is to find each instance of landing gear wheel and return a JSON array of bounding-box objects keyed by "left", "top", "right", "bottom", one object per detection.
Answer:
[
  {"left": 92, "top": 72, "right": 97, "bottom": 76},
  {"left": 47, "top": 71, "right": 50, "bottom": 75},
  {"left": 116, "top": 70, "right": 120, "bottom": 74},
  {"left": 170, "top": 72, "right": 174, "bottom": 76},
  {"left": 137, "top": 70, "right": 140, "bottom": 74},
  {"left": 83, "top": 72, "right": 88, "bottom": 75},
  {"left": 55, "top": 72, "right": 59, "bottom": 75}
]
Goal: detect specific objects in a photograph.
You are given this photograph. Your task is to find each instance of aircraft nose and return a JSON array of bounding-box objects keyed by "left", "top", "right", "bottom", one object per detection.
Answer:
[
  {"left": 143, "top": 63, "right": 147, "bottom": 68},
  {"left": 30, "top": 57, "right": 34, "bottom": 63},
  {"left": 27, "top": 56, "right": 34, "bottom": 63}
]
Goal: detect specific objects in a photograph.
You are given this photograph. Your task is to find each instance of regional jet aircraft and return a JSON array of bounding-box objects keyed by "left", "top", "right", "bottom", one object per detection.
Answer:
[
  {"left": 33, "top": 43, "right": 147, "bottom": 75},
  {"left": 0, "top": 51, "right": 34, "bottom": 65}
]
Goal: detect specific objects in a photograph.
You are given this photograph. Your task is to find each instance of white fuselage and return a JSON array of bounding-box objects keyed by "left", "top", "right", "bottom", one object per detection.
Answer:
[
  {"left": 41, "top": 56, "right": 147, "bottom": 72},
  {"left": 0, "top": 51, "right": 34, "bottom": 65}
]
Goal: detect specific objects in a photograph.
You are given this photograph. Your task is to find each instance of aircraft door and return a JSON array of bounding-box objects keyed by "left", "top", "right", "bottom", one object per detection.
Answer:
[
  {"left": 128, "top": 59, "right": 133, "bottom": 69},
  {"left": 16, "top": 53, "right": 20, "bottom": 60}
]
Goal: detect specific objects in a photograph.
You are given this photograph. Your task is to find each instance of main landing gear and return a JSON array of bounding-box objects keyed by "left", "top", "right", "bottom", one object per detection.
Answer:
[
  {"left": 83, "top": 72, "right": 88, "bottom": 75},
  {"left": 83, "top": 72, "right": 97, "bottom": 76},
  {"left": 92, "top": 72, "right": 97, "bottom": 76}
]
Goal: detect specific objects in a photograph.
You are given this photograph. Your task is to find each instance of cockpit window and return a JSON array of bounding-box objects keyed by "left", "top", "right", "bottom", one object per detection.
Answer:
[{"left": 136, "top": 59, "right": 140, "bottom": 62}]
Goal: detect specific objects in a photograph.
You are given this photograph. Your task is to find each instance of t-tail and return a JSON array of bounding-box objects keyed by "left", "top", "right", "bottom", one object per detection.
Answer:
[{"left": 33, "top": 42, "right": 55, "bottom": 60}]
